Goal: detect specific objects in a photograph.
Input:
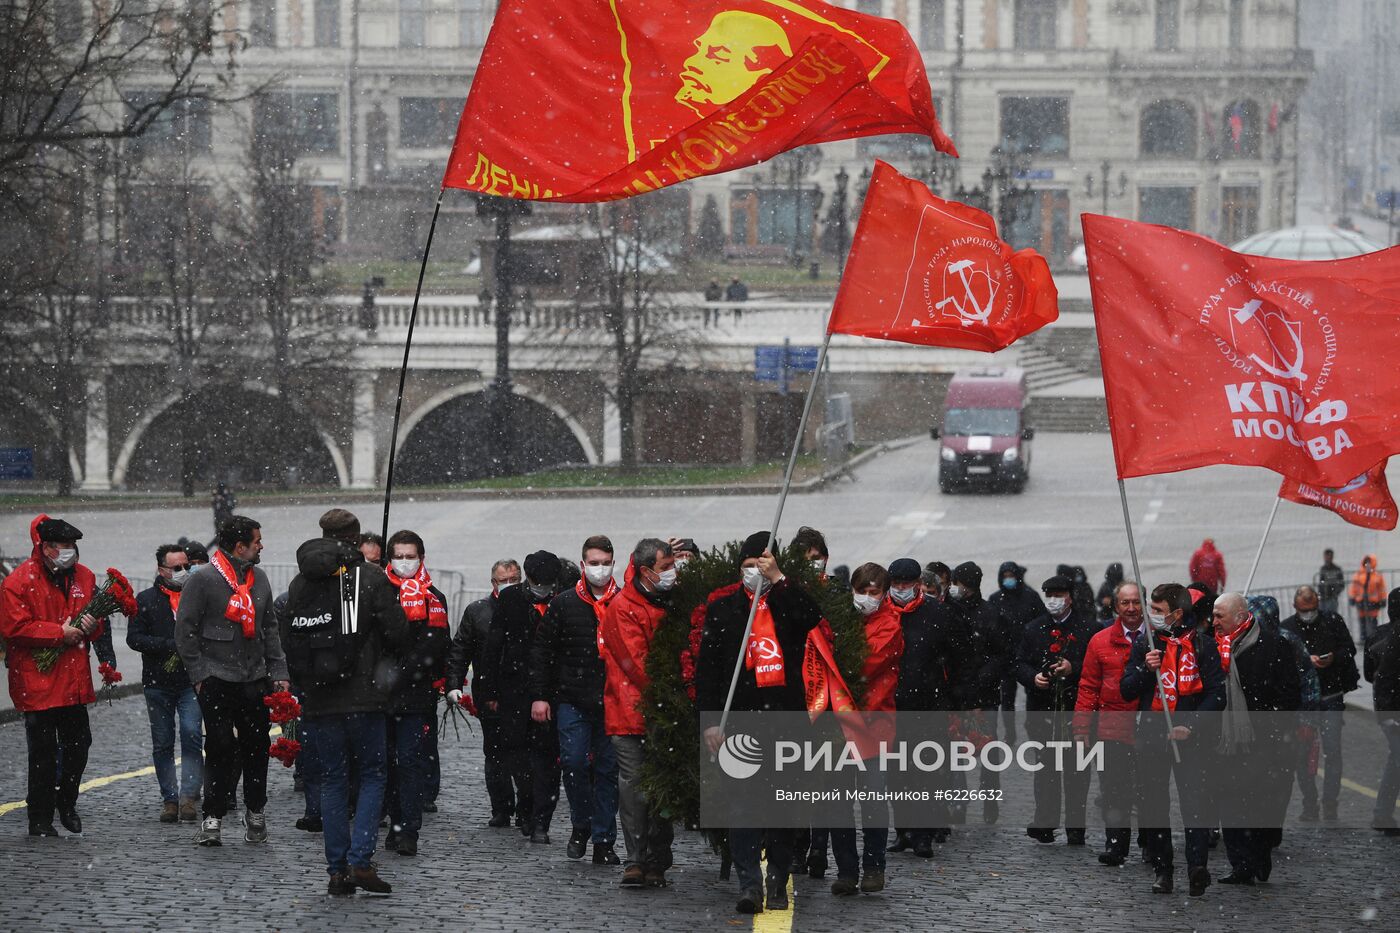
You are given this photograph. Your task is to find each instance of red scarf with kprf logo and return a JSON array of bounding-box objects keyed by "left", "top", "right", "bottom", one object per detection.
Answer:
[
  {"left": 744, "top": 596, "right": 786, "bottom": 688},
  {"left": 386, "top": 564, "right": 449, "bottom": 629},
  {"left": 1216, "top": 618, "right": 1252, "bottom": 673},
  {"left": 577, "top": 576, "right": 620, "bottom": 620},
  {"left": 1151, "top": 629, "right": 1203, "bottom": 711},
  {"left": 211, "top": 550, "right": 256, "bottom": 639}
]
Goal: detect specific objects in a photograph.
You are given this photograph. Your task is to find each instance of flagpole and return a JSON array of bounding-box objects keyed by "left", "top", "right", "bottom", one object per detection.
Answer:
[
  {"left": 717, "top": 329, "right": 834, "bottom": 738},
  {"left": 381, "top": 192, "right": 445, "bottom": 542},
  {"left": 1242, "top": 495, "right": 1282, "bottom": 597},
  {"left": 1116, "top": 479, "right": 1181, "bottom": 763}
]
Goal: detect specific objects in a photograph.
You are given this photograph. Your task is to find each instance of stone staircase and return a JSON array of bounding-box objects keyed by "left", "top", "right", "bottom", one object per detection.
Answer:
[
  {"left": 1026, "top": 394, "right": 1110, "bottom": 433},
  {"left": 1017, "top": 299, "right": 1111, "bottom": 433}
]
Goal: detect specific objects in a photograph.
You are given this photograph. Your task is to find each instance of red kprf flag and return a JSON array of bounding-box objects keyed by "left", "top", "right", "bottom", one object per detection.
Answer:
[
  {"left": 1083, "top": 214, "right": 1400, "bottom": 486},
  {"left": 1278, "top": 461, "right": 1398, "bottom": 531},
  {"left": 442, "top": 1, "right": 955, "bottom": 202},
  {"left": 827, "top": 160, "right": 1058, "bottom": 352}
]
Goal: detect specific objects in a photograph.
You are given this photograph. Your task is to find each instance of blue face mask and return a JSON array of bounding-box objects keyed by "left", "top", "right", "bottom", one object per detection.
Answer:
[{"left": 1001, "top": 578, "right": 1017, "bottom": 590}]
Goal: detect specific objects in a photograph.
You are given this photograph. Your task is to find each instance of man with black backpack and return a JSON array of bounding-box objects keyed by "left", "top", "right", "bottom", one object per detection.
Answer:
[{"left": 282, "top": 509, "right": 408, "bottom": 896}]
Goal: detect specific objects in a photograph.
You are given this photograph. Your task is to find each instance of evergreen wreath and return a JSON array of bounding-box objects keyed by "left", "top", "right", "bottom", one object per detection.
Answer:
[{"left": 639, "top": 538, "right": 869, "bottom": 830}]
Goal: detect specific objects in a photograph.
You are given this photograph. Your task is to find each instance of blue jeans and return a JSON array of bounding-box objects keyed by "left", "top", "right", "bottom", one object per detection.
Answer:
[
  {"left": 304, "top": 713, "right": 387, "bottom": 875},
  {"left": 143, "top": 686, "right": 203, "bottom": 803},
  {"left": 1376, "top": 722, "right": 1400, "bottom": 827},
  {"left": 557, "top": 702, "right": 619, "bottom": 845},
  {"left": 386, "top": 713, "right": 432, "bottom": 838}
]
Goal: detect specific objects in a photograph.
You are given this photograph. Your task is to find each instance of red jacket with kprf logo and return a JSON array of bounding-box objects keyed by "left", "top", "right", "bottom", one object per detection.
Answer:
[
  {"left": 0, "top": 515, "right": 99, "bottom": 712},
  {"left": 1072, "top": 620, "right": 1140, "bottom": 745}
]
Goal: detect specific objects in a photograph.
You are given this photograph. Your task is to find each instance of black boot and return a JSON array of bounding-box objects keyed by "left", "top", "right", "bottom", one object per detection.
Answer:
[
  {"left": 886, "top": 831, "right": 911, "bottom": 853},
  {"left": 58, "top": 807, "right": 82, "bottom": 835},
  {"left": 1188, "top": 866, "right": 1210, "bottom": 897},
  {"left": 566, "top": 826, "right": 588, "bottom": 859},
  {"left": 1152, "top": 869, "right": 1174, "bottom": 894}
]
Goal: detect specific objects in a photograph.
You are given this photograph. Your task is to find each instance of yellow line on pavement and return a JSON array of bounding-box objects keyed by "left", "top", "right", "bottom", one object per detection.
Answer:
[
  {"left": 1318, "top": 768, "right": 1380, "bottom": 800},
  {"left": 753, "top": 856, "right": 795, "bottom": 933}
]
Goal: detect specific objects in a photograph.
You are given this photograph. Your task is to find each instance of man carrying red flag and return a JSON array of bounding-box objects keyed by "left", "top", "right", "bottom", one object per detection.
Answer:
[
  {"left": 829, "top": 160, "right": 1058, "bottom": 352},
  {"left": 1082, "top": 214, "right": 1400, "bottom": 487},
  {"left": 444, "top": 1, "right": 955, "bottom": 202}
]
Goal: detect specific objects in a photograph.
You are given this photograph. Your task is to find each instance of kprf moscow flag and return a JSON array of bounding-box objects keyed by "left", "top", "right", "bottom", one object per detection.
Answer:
[
  {"left": 1082, "top": 214, "right": 1400, "bottom": 487},
  {"left": 442, "top": 1, "right": 956, "bottom": 202}
]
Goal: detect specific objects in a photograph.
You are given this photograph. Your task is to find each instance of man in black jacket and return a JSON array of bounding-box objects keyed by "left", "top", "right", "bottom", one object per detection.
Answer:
[
  {"left": 1365, "top": 588, "right": 1400, "bottom": 834},
  {"left": 1016, "top": 575, "right": 1093, "bottom": 845},
  {"left": 283, "top": 509, "right": 409, "bottom": 896},
  {"left": 697, "top": 533, "right": 823, "bottom": 915},
  {"left": 989, "top": 561, "right": 1046, "bottom": 743},
  {"left": 1281, "top": 584, "right": 1358, "bottom": 821},
  {"left": 1121, "top": 583, "right": 1227, "bottom": 897},
  {"left": 1212, "top": 591, "right": 1301, "bottom": 886},
  {"left": 478, "top": 550, "right": 563, "bottom": 843},
  {"left": 446, "top": 558, "right": 521, "bottom": 828},
  {"left": 947, "top": 561, "right": 1008, "bottom": 823},
  {"left": 382, "top": 529, "right": 451, "bottom": 857},
  {"left": 128, "top": 543, "right": 203, "bottom": 824},
  {"left": 529, "top": 535, "right": 622, "bottom": 864}
]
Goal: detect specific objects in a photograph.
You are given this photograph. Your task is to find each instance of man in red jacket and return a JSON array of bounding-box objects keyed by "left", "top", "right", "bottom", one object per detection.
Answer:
[
  {"left": 1073, "top": 580, "right": 1145, "bottom": 867},
  {"left": 0, "top": 515, "right": 102, "bottom": 837},
  {"left": 599, "top": 537, "right": 676, "bottom": 889},
  {"left": 1189, "top": 539, "right": 1227, "bottom": 594}
]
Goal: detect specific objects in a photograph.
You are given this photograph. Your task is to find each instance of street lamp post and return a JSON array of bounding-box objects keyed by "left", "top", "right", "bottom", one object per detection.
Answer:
[
  {"left": 476, "top": 194, "right": 531, "bottom": 477},
  {"left": 981, "top": 145, "right": 1033, "bottom": 235},
  {"left": 1085, "top": 159, "right": 1130, "bottom": 216}
]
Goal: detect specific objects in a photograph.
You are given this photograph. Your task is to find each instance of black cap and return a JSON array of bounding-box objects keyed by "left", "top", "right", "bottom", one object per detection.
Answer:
[
  {"left": 952, "top": 561, "right": 982, "bottom": 589},
  {"left": 738, "top": 531, "right": 770, "bottom": 563},
  {"left": 36, "top": 518, "right": 83, "bottom": 543},
  {"left": 1041, "top": 575, "right": 1074, "bottom": 595},
  {"left": 523, "top": 550, "right": 562, "bottom": 585},
  {"left": 888, "top": 558, "right": 923, "bottom": 583}
]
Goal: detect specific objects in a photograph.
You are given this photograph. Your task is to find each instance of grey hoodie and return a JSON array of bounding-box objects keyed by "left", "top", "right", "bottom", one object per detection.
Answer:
[{"left": 175, "top": 555, "right": 288, "bottom": 686}]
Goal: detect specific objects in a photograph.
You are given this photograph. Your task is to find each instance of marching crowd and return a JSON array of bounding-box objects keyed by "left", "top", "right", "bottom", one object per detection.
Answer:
[{"left": 2, "top": 510, "right": 1399, "bottom": 914}]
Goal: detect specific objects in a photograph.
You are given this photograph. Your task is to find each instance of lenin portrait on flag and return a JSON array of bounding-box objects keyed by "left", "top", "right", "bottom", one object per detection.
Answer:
[{"left": 616, "top": 0, "right": 895, "bottom": 157}]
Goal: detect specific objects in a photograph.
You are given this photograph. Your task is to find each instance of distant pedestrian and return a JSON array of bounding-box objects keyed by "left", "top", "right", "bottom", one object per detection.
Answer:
[
  {"left": 1096, "top": 562, "right": 1124, "bottom": 623},
  {"left": 988, "top": 561, "right": 1045, "bottom": 743},
  {"left": 211, "top": 483, "right": 237, "bottom": 539},
  {"left": 1189, "top": 539, "right": 1227, "bottom": 594},
  {"left": 725, "top": 276, "right": 749, "bottom": 302},
  {"left": 283, "top": 509, "right": 408, "bottom": 895},
  {"left": 1349, "top": 554, "right": 1387, "bottom": 641},
  {"left": 1315, "top": 549, "right": 1345, "bottom": 615},
  {"left": 128, "top": 544, "right": 204, "bottom": 824},
  {"left": 704, "top": 280, "right": 723, "bottom": 302},
  {"left": 1363, "top": 588, "right": 1400, "bottom": 835},
  {"left": 0, "top": 516, "right": 108, "bottom": 837},
  {"left": 176, "top": 515, "right": 288, "bottom": 848}
]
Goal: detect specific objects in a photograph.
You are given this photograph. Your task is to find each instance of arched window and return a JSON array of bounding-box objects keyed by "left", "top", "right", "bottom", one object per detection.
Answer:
[
  {"left": 1140, "top": 100, "right": 1196, "bottom": 159},
  {"left": 1221, "top": 99, "right": 1261, "bottom": 159}
]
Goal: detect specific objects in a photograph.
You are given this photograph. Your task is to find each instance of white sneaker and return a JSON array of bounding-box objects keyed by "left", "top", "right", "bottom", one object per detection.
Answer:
[
  {"left": 195, "top": 816, "right": 222, "bottom": 846},
  {"left": 243, "top": 809, "right": 267, "bottom": 843}
]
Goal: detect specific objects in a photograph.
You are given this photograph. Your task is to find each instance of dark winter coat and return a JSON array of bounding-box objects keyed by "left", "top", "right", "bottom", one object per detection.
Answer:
[
  {"left": 1015, "top": 609, "right": 1093, "bottom": 712},
  {"left": 1280, "top": 610, "right": 1359, "bottom": 700},
  {"left": 281, "top": 538, "right": 410, "bottom": 718},
  {"left": 947, "top": 593, "right": 1009, "bottom": 710},
  {"left": 128, "top": 582, "right": 193, "bottom": 689},
  {"left": 446, "top": 596, "right": 494, "bottom": 695},
  {"left": 986, "top": 565, "right": 1046, "bottom": 660},
  {"left": 528, "top": 584, "right": 614, "bottom": 713},
  {"left": 1365, "top": 620, "right": 1400, "bottom": 714},
  {"left": 696, "top": 579, "right": 822, "bottom": 714},
  {"left": 388, "top": 582, "right": 451, "bottom": 716},
  {"left": 892, "top": 596, "right": 963, "bottom": 712},
  {"left": 475, "top": 584, "right": 545, "bottom": 733}
]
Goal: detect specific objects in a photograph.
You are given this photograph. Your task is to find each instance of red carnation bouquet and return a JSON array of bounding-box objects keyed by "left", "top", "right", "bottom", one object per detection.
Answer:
[
  {"left": 96, "top": 662, "right": 123, "bottom": 705},
  {"left": 264, "top": 690, "right": 302, "bottom": 724},
  {"left": 269, "top": 736, "right": 301, "bottom": 768},
  {"left": 438, "top": 678, "right": 476, "bottom": 738},
  {"left": 34, "top": 568, "right": 138, "bottom": 673}
]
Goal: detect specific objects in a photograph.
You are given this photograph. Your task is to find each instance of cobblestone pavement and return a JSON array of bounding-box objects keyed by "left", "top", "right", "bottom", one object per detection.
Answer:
[{"left": 0, "top": 695, "right": 1395, "bottom": 932}]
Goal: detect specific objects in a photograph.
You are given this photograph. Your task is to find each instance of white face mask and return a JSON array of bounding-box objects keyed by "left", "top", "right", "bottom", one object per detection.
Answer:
[
  {"left": 1045, "top": 596, "right": 1069, "bottom": 616},
  {"left": 890, "top": 585, "right": 919, "bottom": 606},
  {"left": 1147, "top": 610, "right": 1171, "bottom": 631},
  {"left": 742, "top": 566, "right": 767, "bottom": 594},
  {"left": 51, "top": 548, "right": 78, "bottom": 570},
  {"left": 167, "top": 568, "right": 190, "bottom": 590},
  {"left": 494, "top": 580, "right": 518, "bottom": 595},
  {"left": 584, "top": 563, "right": 615, "bottom": 587},
  {"left": 1297, "top": 609, "right": 1318, "bottom": 622},
  {"left": 947, "top": 584, "right": 965, "bottom": 601},
  {"left": 391, "top": 558, "right": 421, "bottom": 579},
  {"left": 852, "top": 593, "right": 882, "bottom": 616},
  {"left": 652, "top": 567, "right": 678, "bottom": 591},
  {"left": 811, "top": 558, "right": 828, "bottom": 574}
]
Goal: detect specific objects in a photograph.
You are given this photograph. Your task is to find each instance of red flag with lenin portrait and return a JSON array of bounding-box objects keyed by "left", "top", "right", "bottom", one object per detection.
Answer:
[
  {"left": 827, "top": 160, "right": 1059, "bottom": 352},
  {"left": 1278, "top": 460, "right": 1398, "bottom": 531},
  {"left": 442, "top": 1, "right": 956, "bottom": 202},
  {"left": 1083, "top": 214, "right": 1400, "bottom": 487}
]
